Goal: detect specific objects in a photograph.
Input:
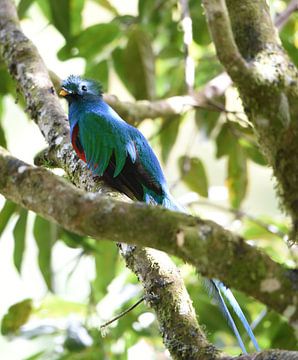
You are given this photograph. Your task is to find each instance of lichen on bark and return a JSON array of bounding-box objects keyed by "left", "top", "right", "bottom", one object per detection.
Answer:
[{"left": 203, "top": 0, "right": 298, "bottom": 243}]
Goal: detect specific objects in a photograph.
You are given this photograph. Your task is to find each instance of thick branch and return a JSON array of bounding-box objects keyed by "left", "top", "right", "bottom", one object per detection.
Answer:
[
  {"left": 1, "top": 0, "right": 298, "bottom": 356},
  {"left": 1, "top": 147, "right": 297, "bottom": 331},
  {"left": 203, "top": 0, "right": 298, "bottom": 242},
  {"left": 0, "top": 1, "right": 216, "bottom": 358},
  {"left": 201, "top": 0, "right": 251, "bottom": 84},
  {"left": 118, "top": 245, "right": 217, "bottom": 359}
]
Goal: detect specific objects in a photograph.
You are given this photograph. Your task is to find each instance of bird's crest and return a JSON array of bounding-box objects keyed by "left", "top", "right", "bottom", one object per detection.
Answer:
[{"left": 61, "top": 75, "right": 103, "bottom": 97}]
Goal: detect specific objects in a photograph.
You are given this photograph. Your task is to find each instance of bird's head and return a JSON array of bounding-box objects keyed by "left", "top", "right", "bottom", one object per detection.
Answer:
[{"left": 59, "top": 75, "right": 103, "bottom": 101}]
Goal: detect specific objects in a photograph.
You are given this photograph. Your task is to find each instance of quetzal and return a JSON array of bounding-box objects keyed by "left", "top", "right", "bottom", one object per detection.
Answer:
[{"left": 60, "top": 75, "right": 260, "bottom": 353}]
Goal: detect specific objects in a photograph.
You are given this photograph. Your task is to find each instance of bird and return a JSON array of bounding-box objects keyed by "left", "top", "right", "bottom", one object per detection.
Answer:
[{"left": 60, "top": 75, "right": 260, "bottom": 354}]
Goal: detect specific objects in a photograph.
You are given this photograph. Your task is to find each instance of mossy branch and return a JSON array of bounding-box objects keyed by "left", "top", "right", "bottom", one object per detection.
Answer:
[
  {"left": 0, "top": 0, "right": 298, "bottom": 357},
  {"left": 0, "top": 146, "right": 298, "bottom": 331},
  {"left": 202, "top": 0, "right": 298, "bottom": 242},
  {"left": 0, "top": 1, "right": 216, "bottom": 359}
]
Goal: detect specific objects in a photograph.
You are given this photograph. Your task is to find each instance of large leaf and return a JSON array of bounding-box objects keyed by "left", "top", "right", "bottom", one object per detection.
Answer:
[
  {"left": 190, "top": 0, "right": 212, "bottom": 46},
  {"left": 17, "top": 0, "right": 36, "bottom": 18},
  {"left": 0, "top": 200, "right": 17, "bottom": 238},
  {"left": 195, "top": 109, "right": 220, "bottom": 137},
  {"left": 280, "top": 18, "right": 298, "bottom": 67},
  {"left": 33, "top": 216, "right": 56, "bottom": 291},
  {"left": 47, "top": 0, "right": 85, "bottom": 40},
  {"left": 58, "top": 23, "right": 120, "bottom": 61},
  {"left": 112, "top": 47, "right": 127, "bottom": 87},
  {"left": 92, "top": 242, "right": 119, "bottom": 302},
  {"left": 227, "top": 142, "right": 248, "bottom": 209},
  {"left": 138, "top": 0, "right": 157, "bottom": 22},
  {"left": 91, "top": 0, "right": 119, "bottom": 16},
  {"left": 179, "top": 156, "right": 209, "bottom": 197},
  {"left": 13, "top": 208, "right": 28, "bottom": 273},
  {"left": 48, "top": 0, "right": 71, "bottom": 39},
  {"left": 159, "top": 115, "right": 181, "bottom": 163},
  {"left": 1, "top": 299, "right": 33, "bottom": 335},
  {"left": 85, "top": 60, "right": 109, "bottom": 90},
  {"left": 239, "top": 138, "right": 267, "bottom": 166},
  {"left": 123, "top": 26, "right": 155, "bottom": 99},
  {"left": 215, "top": 123, "right": 235, "bottom": 158},
  {"left": 60, "top": 228, "right": 96, "bottom": 253}
]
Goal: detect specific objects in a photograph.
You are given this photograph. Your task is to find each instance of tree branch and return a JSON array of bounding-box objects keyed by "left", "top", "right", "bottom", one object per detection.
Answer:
[
  {"left": 275, "top": 0, "right": 298, "bottom": 30},
  {"left": 200, "top": 0, "right": 251, "bottom": 84},
  {"left": 50, "top": 70, "right": 231, "bottom": 124},
  {"left": 0, "top": 1, "right": 217, "bottom": 358},
  {"left": 202, "top": 0, "right": 298, "bottom": 243},
  {"left": 0, "top": 147, "right": 297, "bottom": 331},
  {"left": 1, "top": 0, "right": 298, "bottom": 357}
]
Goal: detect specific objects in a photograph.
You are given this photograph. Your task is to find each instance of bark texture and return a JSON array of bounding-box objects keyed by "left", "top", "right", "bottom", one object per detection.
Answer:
[
  {"left": 202, "top": 0, "right": 298, "bottom": 243},
  {"left": 0, "top": 0, "right": 298, "bottom": 358},
  {"left": 0, "top": 1, "right": 216, "bottom": 359},
  {"left": 1, "top": 147, "right": 298, "bottom": 329}
]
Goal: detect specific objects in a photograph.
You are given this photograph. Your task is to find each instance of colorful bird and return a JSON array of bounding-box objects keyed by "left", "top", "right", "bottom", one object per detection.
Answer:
[{"left": 60, "top": 75, "right": 260, "bottom": 354}]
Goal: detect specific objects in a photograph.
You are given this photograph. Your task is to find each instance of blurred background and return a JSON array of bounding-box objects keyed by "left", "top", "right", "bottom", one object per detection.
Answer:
[{"left": 0, "top": 0, "right": 298, "bottom": 358}]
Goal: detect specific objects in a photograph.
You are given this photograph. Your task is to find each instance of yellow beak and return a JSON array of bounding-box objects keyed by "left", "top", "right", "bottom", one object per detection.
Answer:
[{"left": 59, "top": 89, "right": 69, "bottom": 97}]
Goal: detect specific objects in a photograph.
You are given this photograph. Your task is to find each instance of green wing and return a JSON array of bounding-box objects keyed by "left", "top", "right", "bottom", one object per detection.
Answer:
[{"left": 78, "top": 112, "right": 136, "bottom": 177}]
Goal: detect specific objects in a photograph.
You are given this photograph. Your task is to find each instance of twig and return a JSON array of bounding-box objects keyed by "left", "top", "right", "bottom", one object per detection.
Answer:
[
  {"left": 275, "top": 0, "right": 298, "bottom": 30},
  {"left": 100, "top": 296, "right": 145, "bottom": 330},
  {"left": 189, "top": 199, "right": 288, "bottom": 239}
]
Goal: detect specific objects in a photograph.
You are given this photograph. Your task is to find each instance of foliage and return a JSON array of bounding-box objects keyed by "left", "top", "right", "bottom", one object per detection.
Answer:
[{"left": 0, "top": 0, "right": 297, "bottom": 358}]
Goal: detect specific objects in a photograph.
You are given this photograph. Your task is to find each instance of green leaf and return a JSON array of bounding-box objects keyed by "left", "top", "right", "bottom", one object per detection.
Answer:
[
  {"left": 92, "top": 242, "right": 118, "bottom": 302},
  {"left": 0, "top": 65, "right": 13, "bottom": 95},
  {"left": 179, "top": 156, "right": 209, "bottom": 197},
  {"left": 45, "top": 0, "right": 85, "bottom": 40},
  {"left": 227, "top": 142, "right": 248, "bottom": 209},
  {"left": 159, "top": 115, "right": 181, "bottom": 163},
  {"left": 85, "top": 60, "right": 109, "bottom": 90},
  {"left": 17, "top": 0, "right": 35, "bottom": 18},
  {"left": 58, "top": 23, "right": 120, "bottom": 60},
  {"left": 123, "top": 26, "right": 155, "bottom": 99},
  {"left": 37, "top": 295, "right": 85, "bottom": 318},
  {"left": 60, "top": 228, "right": 96, "bottom": 253},
  {"left": 215, "top": 123, "right": 235, "bottom": 158},
  {"left": 48, "top": 0, "right": 71, "bottom": 39},
  {"left": 0, "top": 123, "right": 7, "bottom": 148},
  {"left": 195, "top": 109, "right": 220, "bottom": 137},
  {"left": 0, "top": 99, "right": 7, "bottom": 148},
  {"left": 92, "top": 0, "right": 119, "bottom": 16},
  {"left": 190, "top": 0, "right": 211, "bottom": 46},
  {"left": 13, "top": 208, "right": 28, "bottom": 273},
  {"left": 0, "top": 200, "right": 17, "bottom": 239},
  {"left": 138, "top": 0, "right": 156, "bottom": 22},
  {"left": 239, "top": 138, "right": 267, "bottom": 166},
  {"left": 33, "top": 216, "right": 56, "bottom": 290},
  {"left": 59, "top": 347, "right": 104, "bottom": 360},
  {"left": 1, "top": 299, "right": 33, "bottom": 335},
  {"left": 112, "top": 47, "right": 127, "bottom": 85},
  {"left": 70, "top": 0, "right": 85, "bottom": 36},
  {"left": 23, "top": 351, "right": 45, "bottom": 360}
]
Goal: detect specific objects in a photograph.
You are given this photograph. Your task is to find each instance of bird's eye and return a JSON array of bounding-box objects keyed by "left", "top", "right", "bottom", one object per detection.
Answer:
[{"left": 81, "top": 85, "right": 87, "bottom": 91}]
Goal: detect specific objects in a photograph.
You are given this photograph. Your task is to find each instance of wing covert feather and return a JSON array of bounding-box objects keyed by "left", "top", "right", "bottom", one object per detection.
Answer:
[{"left": 78, "top": 112, "right": 136, "bottom": 177}]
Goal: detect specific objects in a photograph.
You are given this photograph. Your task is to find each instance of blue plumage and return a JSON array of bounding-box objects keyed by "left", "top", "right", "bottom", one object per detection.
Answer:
[{"left": 60, "top": 75, "right": 259, "bottom": 353}]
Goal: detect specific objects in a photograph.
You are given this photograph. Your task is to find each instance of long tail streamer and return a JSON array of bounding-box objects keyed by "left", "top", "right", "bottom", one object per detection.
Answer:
[{"left": 159, "top": 192, "right": 260, "bottom": 353}]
